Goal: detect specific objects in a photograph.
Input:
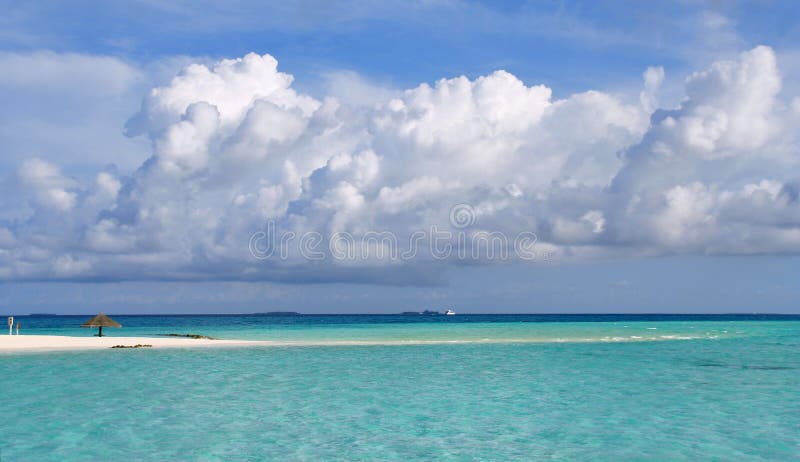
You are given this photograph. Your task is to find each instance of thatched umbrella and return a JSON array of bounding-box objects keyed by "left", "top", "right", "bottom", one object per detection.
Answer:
[{"left": 81, "top": 313, "right": 121, "bottom": 337}]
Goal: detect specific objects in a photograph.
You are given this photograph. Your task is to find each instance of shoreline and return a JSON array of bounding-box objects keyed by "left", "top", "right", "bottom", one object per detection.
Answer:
[
  {"left": 0, "top": 335, "right": 274, "bottom": 352},
  {"left": 0, "top": 333, "right": 716, "bottom": 353}
]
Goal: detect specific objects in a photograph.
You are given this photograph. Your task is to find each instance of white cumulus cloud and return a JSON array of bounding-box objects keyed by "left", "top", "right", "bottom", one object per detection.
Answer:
[{"left": 1, "top": 46, "right": 799, "bottom": 283}]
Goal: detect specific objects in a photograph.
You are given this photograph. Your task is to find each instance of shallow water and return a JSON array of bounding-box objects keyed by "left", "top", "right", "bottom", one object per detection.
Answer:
[
  {"left": 8, "top": 313, "right": 798, "bottom": 344},
  {"left": 1, "top": 315, "right": 798, "bottom": 460}
]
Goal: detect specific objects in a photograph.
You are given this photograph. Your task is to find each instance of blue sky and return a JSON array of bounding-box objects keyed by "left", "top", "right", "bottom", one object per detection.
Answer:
[
  {"left": 6, "top": 1, "right": 799, "bottom": 95},
  {"left": 1, "top": 1, "right": 800, "bottom": 313}
]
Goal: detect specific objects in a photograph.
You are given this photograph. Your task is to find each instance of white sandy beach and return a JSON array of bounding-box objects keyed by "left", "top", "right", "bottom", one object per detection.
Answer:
[
  {"left": 0, "top": 333, "right": 710, "bottom": 352},
  {"left": 0, "top": 335, "right": 273, "bottom": 352}
]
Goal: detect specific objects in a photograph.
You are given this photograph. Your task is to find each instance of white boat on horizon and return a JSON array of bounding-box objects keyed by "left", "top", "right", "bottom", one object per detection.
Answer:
[{"left": 445, "top": 309, "right": 456, "bottom": 316}]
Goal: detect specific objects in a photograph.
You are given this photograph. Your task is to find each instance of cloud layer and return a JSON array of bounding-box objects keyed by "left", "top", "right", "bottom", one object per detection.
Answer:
[{"left": 2, "top": 46, "right": 799, "bottom": 283}]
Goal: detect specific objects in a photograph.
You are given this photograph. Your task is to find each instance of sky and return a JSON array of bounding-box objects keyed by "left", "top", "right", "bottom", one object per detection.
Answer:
[{"left": 1, "top": 0, "right": 800, "bottom": 314}]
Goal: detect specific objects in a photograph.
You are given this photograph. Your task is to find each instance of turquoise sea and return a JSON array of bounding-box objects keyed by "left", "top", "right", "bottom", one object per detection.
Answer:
[{"left": 0, "top": 314, "right": 798, "bottom": 461}]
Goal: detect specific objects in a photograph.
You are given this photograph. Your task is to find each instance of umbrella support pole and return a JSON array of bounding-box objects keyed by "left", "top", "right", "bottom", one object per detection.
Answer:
[{"left": 98, "top": 326, "right": 103, "bottom": 337}]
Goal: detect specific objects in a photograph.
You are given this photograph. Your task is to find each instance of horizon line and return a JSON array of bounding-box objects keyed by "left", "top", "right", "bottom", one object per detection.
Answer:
[{"left": 7, "top": 312, "right": 800, "bottom": 317}]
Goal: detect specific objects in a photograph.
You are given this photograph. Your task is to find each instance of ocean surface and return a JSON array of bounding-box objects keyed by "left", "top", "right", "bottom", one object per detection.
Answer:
[{"left": 0, "top": 314, "right": 798, "bottom": 461}]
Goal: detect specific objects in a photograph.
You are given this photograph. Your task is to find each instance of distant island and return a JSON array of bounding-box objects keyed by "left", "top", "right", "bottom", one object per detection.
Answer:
[{"left": 252, "top": 311, "right": 302, "bottom": 316}]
